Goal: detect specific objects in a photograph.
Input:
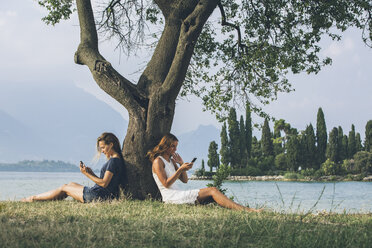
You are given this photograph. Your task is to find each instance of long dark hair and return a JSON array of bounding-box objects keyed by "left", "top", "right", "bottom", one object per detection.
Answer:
[
  {"left": 147, "top": 133, "right": 178, "bottom": 162},
  {"left": 97, "top": 132, "right": 128, "bottom": 188}
]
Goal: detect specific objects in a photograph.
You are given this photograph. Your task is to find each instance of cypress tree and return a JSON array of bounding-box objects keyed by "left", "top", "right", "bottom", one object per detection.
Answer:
[
  {"left": 208, "top": 141, "right": 220, "bottom": 172},
  {"left": 327, "top": 127, "right": 339, "bottom": 163},
  {"left": 286, "top": 135, "right": 301, "bottom": 171},
  {"left": 239, "top": 115, "right": 247, "bottom": 168},
  {"left": 365, "top": 120, "right": 372, "bottom": 152},
  {"left": 251, "top": 136, "right": 262, "bottom": 159},
  {"left": 304, "top": 124, "right": 316, "bottom": 169},
  {"left": 261, "top": 118, "right": 274, "bottom": 157},
  {"left": 245, "top": 102, "right": 252, "bottom": 159},
  {"left": 316, "top": 107, "right": 327, "bottom": 165},
  {"left": 356, "top": 133, "right": 363, "bottom": 152},
  {"left": 342, "top": 135, "right": 349, "bottom": 161},
  {"left": 228, "top": 108, "right": 240, "bottom": 168},
  {"left": 220, "top": 122, "right": 229, "bottom": 166},
  {"left": 338, "top": 126, "right": 345, "bottom": 161},
  {"left": 348, "top": 124, "right": 356, "bottom": 158}
]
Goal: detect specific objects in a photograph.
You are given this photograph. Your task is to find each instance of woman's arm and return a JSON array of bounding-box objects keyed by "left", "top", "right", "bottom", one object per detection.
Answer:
[
  {"left": 171, "top": 153, "right": 189, "bottom": 183},
  {"left": 153, "top": 158, "right": 192, "bottom": 188},
  {"left": 80, "top": 166, "right": 113, "bottom": 188}
]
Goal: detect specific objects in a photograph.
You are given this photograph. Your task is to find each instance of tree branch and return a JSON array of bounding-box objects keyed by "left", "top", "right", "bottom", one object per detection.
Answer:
[
  {"left": 218, "top": 2, "right": 248, "bottom": 55},
  {"left": 74, "top": 0, "right": 148, "bottom": 114},
  {"left": 161, "top": 0, "right": 218, "bottom": 99}
]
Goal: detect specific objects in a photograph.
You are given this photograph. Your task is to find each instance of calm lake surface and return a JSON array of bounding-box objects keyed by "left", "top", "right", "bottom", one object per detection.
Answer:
[{"left": 1, "top": 172, "right": 371, "bottom": 213}]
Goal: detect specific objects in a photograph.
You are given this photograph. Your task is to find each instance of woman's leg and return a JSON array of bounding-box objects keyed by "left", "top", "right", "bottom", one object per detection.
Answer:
[
  {"left": 197, "top": 187, "right": 261, "bottom": 212},
  {"left": 21, "top": 182, "right": 85, "bottom": 203}
]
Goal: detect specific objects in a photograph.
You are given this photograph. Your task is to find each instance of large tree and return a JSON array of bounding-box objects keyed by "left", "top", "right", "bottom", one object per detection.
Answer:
[{"left": 38, "top": 0, "right": 371, "bottom": 198}]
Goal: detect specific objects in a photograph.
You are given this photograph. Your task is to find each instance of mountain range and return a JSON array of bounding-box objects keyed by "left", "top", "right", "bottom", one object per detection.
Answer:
[{"left": 0, "top": 82, "right": 220, "bottom": 170}]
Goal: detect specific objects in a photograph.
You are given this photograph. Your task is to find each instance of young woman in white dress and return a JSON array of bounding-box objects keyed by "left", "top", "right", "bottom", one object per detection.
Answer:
[{"left": 148, "top": 133, "right": 261, "bottom": 212}]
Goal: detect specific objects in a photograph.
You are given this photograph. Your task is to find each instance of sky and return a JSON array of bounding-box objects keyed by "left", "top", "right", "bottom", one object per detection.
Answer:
[{"left": 1, "top": 0, "right": 371, "bottom": 140}]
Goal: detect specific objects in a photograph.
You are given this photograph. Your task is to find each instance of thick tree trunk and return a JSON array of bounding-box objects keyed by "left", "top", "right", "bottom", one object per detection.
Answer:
[{"left": 74, "top": 0, "right": 218, "bottom": 199}]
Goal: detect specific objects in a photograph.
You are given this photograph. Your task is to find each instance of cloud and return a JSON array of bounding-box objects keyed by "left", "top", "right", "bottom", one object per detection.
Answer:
[{"left": 324, "top": 37, "right": 355, "bottom": 57}]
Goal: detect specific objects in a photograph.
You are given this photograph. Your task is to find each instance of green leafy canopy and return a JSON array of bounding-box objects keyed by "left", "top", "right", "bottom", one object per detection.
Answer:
[{"left": 38, "top": 0, "right": 371, "bottom": 120}]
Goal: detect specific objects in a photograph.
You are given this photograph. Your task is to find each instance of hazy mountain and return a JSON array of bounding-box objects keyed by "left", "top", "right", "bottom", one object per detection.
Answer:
[
  {"left": 177, "top": 124, "right": 221, "bottom": 171},
  {"left": 0, "top": 82, "right": 127, "bottom": 166},
  {"left": 0, "top": 81, "right": 221, "bottom": 171}
]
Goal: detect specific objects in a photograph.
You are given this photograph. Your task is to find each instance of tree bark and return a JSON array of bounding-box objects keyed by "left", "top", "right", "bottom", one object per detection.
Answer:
[{"left": 74, "top": 0, "right": 218, "bottom": 199}]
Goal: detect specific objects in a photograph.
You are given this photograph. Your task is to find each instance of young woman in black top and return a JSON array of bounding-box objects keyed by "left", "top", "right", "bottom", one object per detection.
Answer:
[{"left": 21, "top": 132, "right": 126, "bottom": 202}]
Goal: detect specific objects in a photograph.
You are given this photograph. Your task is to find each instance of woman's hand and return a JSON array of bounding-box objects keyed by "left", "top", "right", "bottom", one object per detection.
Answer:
[
  {"left": 79, "top": 162, "right": 92, "bottom": 175},
  {"left": 179, "top": 162, "right": 193, "bottom": 172},
  {"left": 172, "top": 152, "right": 184, "bottom": 165}
]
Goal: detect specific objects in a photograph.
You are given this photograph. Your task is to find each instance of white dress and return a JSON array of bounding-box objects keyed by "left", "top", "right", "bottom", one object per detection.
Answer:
[{"left": 152, "top": 156, "right": 200, "bottom": 204}]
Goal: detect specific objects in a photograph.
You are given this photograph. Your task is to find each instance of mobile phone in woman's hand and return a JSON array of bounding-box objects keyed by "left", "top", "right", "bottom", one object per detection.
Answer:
[{"left": 191, "top": 157, "right": 197, "bottom": 163}]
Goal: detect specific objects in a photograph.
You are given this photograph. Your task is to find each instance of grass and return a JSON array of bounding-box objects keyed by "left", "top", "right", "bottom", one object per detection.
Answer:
[{"left": 0, "top": 199, "right": 371, "bottom": 248}]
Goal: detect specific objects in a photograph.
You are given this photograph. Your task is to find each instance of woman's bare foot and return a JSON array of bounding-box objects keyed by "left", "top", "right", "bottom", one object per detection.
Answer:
[{"left": 21, "top": 196, "right": 36, "bottom": 202}]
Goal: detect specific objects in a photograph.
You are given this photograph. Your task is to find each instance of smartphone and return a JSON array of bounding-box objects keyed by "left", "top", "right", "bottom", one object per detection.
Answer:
[
  {"left": 79, "top": 161, "right": 84, "bottom": 168},
  {"left": 191, "top": 157, "right": 197, "bottom": 163}
]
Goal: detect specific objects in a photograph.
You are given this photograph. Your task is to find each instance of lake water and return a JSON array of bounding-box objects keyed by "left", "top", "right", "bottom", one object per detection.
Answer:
[{"left": 1, "top": 172, "right": 371, "bottom": 213}]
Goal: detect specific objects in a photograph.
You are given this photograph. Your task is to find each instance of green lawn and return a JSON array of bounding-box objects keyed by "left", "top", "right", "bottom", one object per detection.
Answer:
[{"left": 0, "top": 200, "right": 371, "bottom": 248}]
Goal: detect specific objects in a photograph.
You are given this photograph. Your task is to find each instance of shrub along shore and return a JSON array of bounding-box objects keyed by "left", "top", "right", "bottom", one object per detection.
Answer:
[
  {"left": 190, "top": 174, "right": 372, "bottom": 182},
  {"left": 0, "top": 200, "right": 371, "bottom": 248}
]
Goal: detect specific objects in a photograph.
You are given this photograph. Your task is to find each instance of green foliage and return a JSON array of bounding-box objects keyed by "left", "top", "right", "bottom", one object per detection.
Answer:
[
  {"left": 227, "top": 108, "right": 241, "bottom": 168},
  {"left": 261, "top": 118, "right": 274, "bottom": 157},
  {"left": 356, "top": 133, "right": 363, "bottom": 152},
  {"left": 316, "top": 107, "right": 327, "bottom": 166},
  {"left": 353, "top": 151, "right": 372, "bottom": 174},
  {"left": 245, "top": 102, "right": 252, "bottom": 159},
  {"left": 327, "top": 127, "right": 340, "bottom": 163},
  {"left": 348, "top": 124, "right": 356, "bottom": 158},
  {"left": 220, "top": 122, "right": 230, "bottom": 166},
  {"left": 300, "top": 168, "right": 316, "bottom": 177},
  {"left": 38, "top": 0, "right": 372, "bottom": 120},
  {"left": 207, "top": 141, "right": 220, "bottom": 172},
  {"left": 337, "top": 126, "right": 346, "bottom": 161},
  {"left": 239, "top": 115, "right": 247, "bottom": 167},
  {"left": 194, "top": 159, "right": 206, "bottom": 176},
  {"left": 284, "top": 172, "right": 304, "bottom": 180},
  {"left": 275, "top": 153, "right": 287, "bottom": 171},
  {"left": 230, "top": 166, "right": 263, "bottom": 177},
  {"left": 364, "top": 120, "right": 372, "bottom": 152},
  {"left": 190, "top": 1, "right": 372, "bottom": 119},
  {"left": 37, "top": 0, "right": 74, "bottom": 25},
  {"left": 258, "top": 155, "right": 275, "bottom": 172},
  {"left": 206, "top": 164, "right": 231, "bottom": 194},
  {"left": 304, "top": 124, "right": 317, "bottom": 169},
  {"left": 286, "top": 135, "right": 301, "bottom": 171},
  {"left": 321, "top": 159, "right": 342, "bottom": 176}
]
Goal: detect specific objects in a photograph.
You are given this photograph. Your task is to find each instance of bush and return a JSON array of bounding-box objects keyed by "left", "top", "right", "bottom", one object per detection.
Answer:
[
  {"left": 321, "top": 159, "right": 343, "bottom": 176},
  {"left": 300, "top": 168, "right": 316, "bottom": 177},
  {"left": 353, "top": 151, "right": 372, "bottom": 174},
  {"left": 284, "top": 172, "right": 304, "bottom": 180},
  {"left": 193, "top": 168, "right": 205, "bottom": 177},
  {"left": 275, "top": 153, "right": 287, "bottom": 171},
  {"left": 207, "top": 164, "right": 231, "bottom": 194},
  {"left": 230, "top": 165, "right": 263, "bottom": 176},
  {"left": 257, "top": 155, "right": 274, "bottom": 172}
]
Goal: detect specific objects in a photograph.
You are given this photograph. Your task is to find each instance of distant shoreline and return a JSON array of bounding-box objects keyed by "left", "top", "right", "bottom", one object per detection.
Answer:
[{"left": 190, "top": 175, "right": 372, "bottom": 182}]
